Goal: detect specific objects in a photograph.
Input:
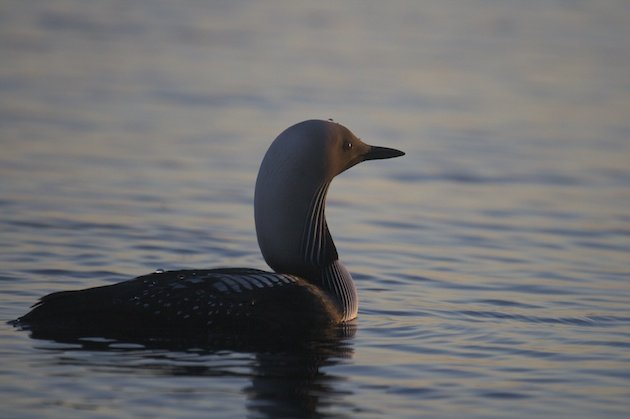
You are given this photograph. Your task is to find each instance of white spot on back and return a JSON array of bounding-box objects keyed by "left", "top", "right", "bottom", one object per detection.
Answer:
[
  {"left": 212, "top": 281, "right": 229, "bottom": 293},
  {"left": 255, "top": 275, "right": 274, "bottom": 287},
  {"left": 265, "top": 275, "right": 283, "bottom": 285},
  {"left": 247, "top": 275, "right": 266, "bottom": 288},
  {"left": 230, "top": 276, "right": 254, "bottom": 290},
  {"left": 279, "top": 275, "right": 293, "bottom": 284},
  {"left": 220, "top": 277, "right": 242, "bottom": 293},
  {"left": 185, "top": 277, "right": 204, "bottom": 284}
]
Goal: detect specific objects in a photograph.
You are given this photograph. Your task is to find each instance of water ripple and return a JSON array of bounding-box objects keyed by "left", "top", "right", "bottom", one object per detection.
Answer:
[{"left": 451, "top": 310, "right": 630, "bottom": 327}]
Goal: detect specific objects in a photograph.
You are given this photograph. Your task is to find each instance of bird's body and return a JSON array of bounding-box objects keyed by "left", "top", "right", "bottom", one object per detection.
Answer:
[
  {"left": 11, "top": 120, "right": 404, "bottom": 339},
  {"left": 18, "top": 269, "right": 341, "bottom": 339}
]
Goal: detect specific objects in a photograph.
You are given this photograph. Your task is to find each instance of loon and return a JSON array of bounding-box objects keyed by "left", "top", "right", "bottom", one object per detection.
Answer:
[{"left": 11, "top": 120, "right": 404, "bottom": 338}]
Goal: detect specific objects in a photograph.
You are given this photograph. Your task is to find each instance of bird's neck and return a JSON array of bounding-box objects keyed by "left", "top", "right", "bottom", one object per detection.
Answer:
[
  {"left": 255, "top": 179, "right": 357, "bottom": 321},
  {"left": 311, "top": 259, "right": 358, "bottom": 321}
]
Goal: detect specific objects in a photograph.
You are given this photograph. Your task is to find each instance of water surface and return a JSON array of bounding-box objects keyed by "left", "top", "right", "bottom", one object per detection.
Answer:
[{"left": 1, "top": 1, "right": 629, "bottom": 417}]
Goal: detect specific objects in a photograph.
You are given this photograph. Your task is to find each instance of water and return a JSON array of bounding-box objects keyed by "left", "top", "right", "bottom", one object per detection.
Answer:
[{"left": 1, "top": 1, "right": 629, "bottom": 417}]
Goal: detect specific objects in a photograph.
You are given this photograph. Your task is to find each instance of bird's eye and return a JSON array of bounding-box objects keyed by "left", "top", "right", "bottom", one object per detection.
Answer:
[{"left": 343, "top": 140, "right": 353, "bottom": 151}]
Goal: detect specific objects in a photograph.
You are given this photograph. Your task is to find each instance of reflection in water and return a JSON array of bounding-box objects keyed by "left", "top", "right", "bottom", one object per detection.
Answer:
[
  {"left": 24, "top": 323, "right": 356, "bottom": 419},
  {"left": 246, "top": 335, "right": 354, "bottom": 418}
]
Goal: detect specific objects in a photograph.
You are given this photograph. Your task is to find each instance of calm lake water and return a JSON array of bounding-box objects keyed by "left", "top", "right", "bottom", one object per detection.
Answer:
[{"left": 1, "top": 1, "right": 629, "bottom": 417}]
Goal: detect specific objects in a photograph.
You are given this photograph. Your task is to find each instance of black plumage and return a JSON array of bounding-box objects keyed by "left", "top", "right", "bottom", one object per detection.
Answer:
[{"left": 12, "top": 269, "right": 341, "bottom": 340}]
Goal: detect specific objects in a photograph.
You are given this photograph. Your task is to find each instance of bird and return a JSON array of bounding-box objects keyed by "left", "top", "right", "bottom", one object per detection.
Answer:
[{"left": 10, "top": 119, "right": 404, "bottom": 340}]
